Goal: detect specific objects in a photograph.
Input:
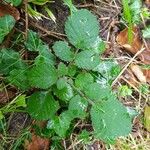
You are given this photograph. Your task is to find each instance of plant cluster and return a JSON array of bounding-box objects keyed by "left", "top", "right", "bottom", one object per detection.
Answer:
[
  {"left": 122, "top": 0, "right": 150, "bottom": 41},
  {"left": 0, "top": 2, "right": 135, "bottom": 144}
]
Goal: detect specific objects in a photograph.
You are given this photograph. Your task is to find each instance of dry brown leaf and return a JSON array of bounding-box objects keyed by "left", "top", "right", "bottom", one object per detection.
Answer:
[
  {"left": 143, "top": 69, "right": 150, "bottom": 83},
  {"left": 124, "top": 69, "right": 140, "bottom": 87},
  {"left": 130, "top": 64, "right": 147, "bottom": 83},
  {"left": 116, "top": 26, "right": 142, "bottom": 53},
  {"left": 25, "top": 134, "right": 50, "bottom": 150},
  {"left": 116, "top": 26, "right": 150, "bottom": 64},
  {"left": 145, "top": 0, "right": 150, "bottom": 5},
  {"left": 0, "top": 2, "right": 20, "bottom": 20}
]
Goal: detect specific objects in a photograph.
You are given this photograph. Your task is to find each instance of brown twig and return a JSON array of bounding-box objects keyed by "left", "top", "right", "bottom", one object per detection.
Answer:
[{"left": 30, "top": 21, "right": 66, "bottom": 40}]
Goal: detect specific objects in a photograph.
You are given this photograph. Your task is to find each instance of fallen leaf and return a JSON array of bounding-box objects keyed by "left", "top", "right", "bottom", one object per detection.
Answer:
[
  {"left": 25, "top": 133, "right": 50, "bottom": 150},
  {"left": 116, "top": 26, "right": 142, "bottom": 53},
  {"left": 0, "top": 2, "right": 20, "bottom": 20},
  {"left": 143, "top": 69, "right": 150, "bottom": 83},
  {"left": 124, "top": 69, "right": 139, "bottom": 87},
  {"left": 145, "top": 0, "right": 150, "bottom": 5},
  {"left": 130, "top": 64, "right": 147, "bottom": 83},
  {"left": 144, "top": 106, "right": 150, "bottom": 132},
  {"left": 116, "top": 26, "right": 150, "bottom": 64}
]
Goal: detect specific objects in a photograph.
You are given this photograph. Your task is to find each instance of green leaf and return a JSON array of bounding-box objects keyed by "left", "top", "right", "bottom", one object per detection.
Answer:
[
  {"left": 68, "top": 95, "right": 88, "bottom": 119},
  {"left": 0, "top": 111, "right": 4, "bottom": 120},
  {"left": 25, "top": 30, "right": 43, "bottom": 51},
  {"left": 35, "top": 45, "right": 55, "bottom": 66},
  {"left": 68, "top": 65, "right": 77, "bottom": 77},
  {"left": 141, "top": 8, "right": 150, "bottom": 19},
  {"left": 53, "top": 82, "right": 74, "bottom": 102},
  {"left": 75, "top": 72, "right": 94, "bottom": 90},
  {"left": 0, "top": 49, "right": 26, "bottom": 75},
  {"left": 84, "top": 83, "right": 111, "bottom": 102},
  {"left": 4, "top": 0, "right": 22, "bottom": 6},
  {"left": 75, "top": 51, "right": 100, "bottom": 70},
  {"left": 0, "top": 15, "right": 16, "bottom": 44},
  {"left": 29, "top": 0, "right": 49, "bottom": 5},
  {"left": 65, "top": 9, "right": 99, "bottom": 50},
  {"left": 142, "top": 26, "right": 150, "bottom": 38},
  {"left": 56, "top": 78, "right": 67, "bottom": 90},
  {"left": 93, "top": 60, "right": 120, "bottom": 85},
  {"left": 47, "top": 111, "right": 72, "bottom": 137},
  {"left": 15, "top": 95, "right": 26, "bottom": 107},
  {"left": 28, "top": 61, "right": 58, "bottom": 89},
  {"left": 27, "top": 91, "right": 59, "bottom": 120},
  {"left": 78, "top": 130, "right": 91, "bottom": 143},
  {"left": 118, "top": 85, "right": 132, "bottom": 97},
  {"left": 53, "top": 41, "right": 74, "bottom": 62},
  {"left": 130, "top": 0, "right": 142, "bottom": 24},
  {"left": 91, "top": 37, "right": 106, "bottom": 54},
  {"left": 7, "top": 69, "right": 30, "bottom": 91},
  {"left": 90, "top": 95, "right": 132, "bottom": 143},
  {"left": 57, "top": 63, "right": 68, "bottom": 77}
]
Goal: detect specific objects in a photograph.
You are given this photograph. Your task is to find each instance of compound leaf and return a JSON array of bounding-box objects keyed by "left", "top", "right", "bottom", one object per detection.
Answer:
[{"left": 27, "top": 91, "right": 59, "bottom": 120}]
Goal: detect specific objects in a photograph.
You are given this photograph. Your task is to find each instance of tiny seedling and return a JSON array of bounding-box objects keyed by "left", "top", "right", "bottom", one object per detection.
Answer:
[{"left": 122, "top": 0, "right": 142, "bottom": 43}]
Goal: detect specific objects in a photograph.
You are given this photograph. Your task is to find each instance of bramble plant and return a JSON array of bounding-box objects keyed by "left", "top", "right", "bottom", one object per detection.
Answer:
[{"left": 0, "top": 0, "right": 134, "bottom": 144}]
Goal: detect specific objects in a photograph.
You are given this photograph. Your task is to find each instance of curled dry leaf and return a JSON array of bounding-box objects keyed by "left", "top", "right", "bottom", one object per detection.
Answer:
[
  {"left": 130, "top": 64, "right": 147, "bottom": 83},
  {"left": 116, "top": 26, "right": 150, "bottom": 64},
  {"left": 25, "top": 134, "right": 50, "bottom": 150},
  {"left": 0, "top": 3, "right": 20, "bottom": 20}
]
